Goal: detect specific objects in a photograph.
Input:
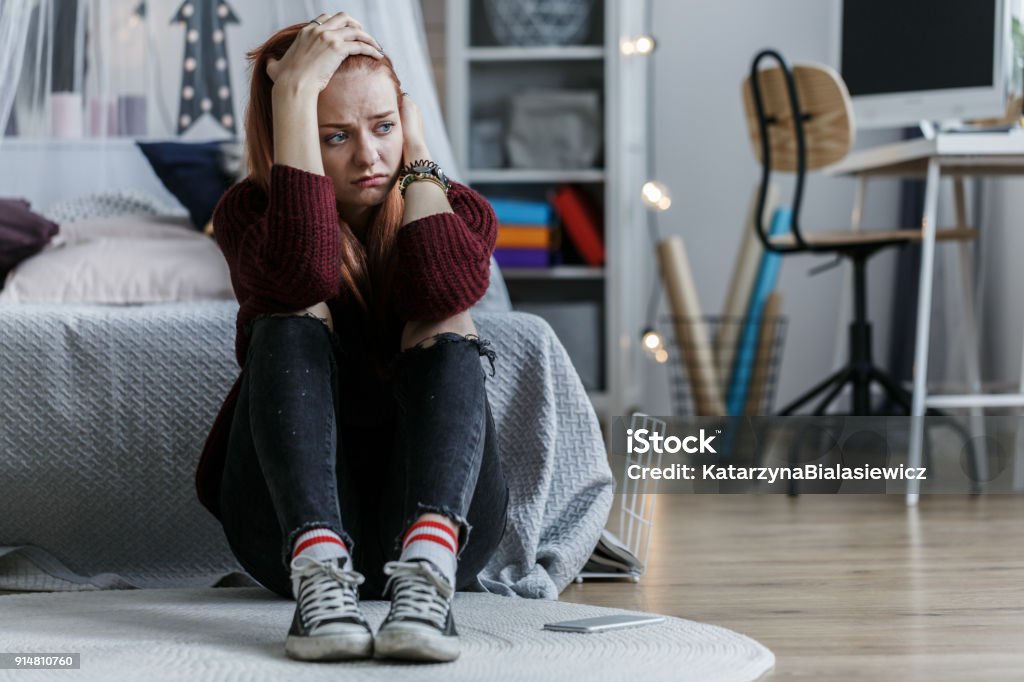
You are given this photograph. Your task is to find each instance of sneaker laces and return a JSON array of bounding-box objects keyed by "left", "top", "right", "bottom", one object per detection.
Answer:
[
  {"left": 291, "top": 556, "right": 366, "bottom": 629},
  {"left": 383, "top": 560, "right": 454, "bottom": 630}
]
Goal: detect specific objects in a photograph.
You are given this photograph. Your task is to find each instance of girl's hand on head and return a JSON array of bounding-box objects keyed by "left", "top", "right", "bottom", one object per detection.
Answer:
[
  {"left": 266, "top": 12, "right": 384, "bottom": 94},
  {"left": 399, "top": 92, "right": 429, "bottom": 162}
]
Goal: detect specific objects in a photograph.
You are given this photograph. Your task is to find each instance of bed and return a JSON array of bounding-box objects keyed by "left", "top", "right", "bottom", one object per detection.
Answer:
[{"left": 0, "top": 194, "right": 614, "bottom": 600}]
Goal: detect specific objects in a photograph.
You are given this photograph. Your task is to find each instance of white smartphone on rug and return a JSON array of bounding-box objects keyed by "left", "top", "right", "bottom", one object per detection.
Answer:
[{"left": 543, "top": 614, "right": 665, "bottom": 633}]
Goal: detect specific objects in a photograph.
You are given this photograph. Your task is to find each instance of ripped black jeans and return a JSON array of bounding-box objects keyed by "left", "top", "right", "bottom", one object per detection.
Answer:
[{"left": 217, "top": 314, "right": 509, "bottom": 600}]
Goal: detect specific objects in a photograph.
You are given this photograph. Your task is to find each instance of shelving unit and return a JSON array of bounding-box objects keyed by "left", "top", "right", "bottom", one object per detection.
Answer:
[{"left": 446, "top": 0, "right": 649, "bottom": 426}]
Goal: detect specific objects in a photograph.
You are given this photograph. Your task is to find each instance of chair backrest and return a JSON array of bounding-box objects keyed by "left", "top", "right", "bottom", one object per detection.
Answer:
[
  {"left": 741, "top": 51, "right": 857, "bottom": 253},
  {"left": 741, "top": 62, "right": 855, "bottom": 172}
]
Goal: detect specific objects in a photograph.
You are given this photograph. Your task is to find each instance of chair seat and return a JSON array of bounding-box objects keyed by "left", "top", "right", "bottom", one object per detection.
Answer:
[{"left": 769, "top": 227, "right": 977, "bottom": 249}]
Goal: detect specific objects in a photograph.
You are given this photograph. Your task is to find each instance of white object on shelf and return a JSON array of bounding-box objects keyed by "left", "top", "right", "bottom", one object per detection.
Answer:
[
  {"left": 482, "top": 0, "right": 596, "bottom": 47},
  {"left": 507, "top": 90, "right": 602, "bottom": 169}
]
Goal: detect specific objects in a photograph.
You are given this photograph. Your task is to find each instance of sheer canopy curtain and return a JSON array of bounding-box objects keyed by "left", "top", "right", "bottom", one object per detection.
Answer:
[
  {"left": 0, "top": 0, "right": 460, "bottom": 205},
  {"left": 0, "top": 0, "right": 38, "bottom": 144}
]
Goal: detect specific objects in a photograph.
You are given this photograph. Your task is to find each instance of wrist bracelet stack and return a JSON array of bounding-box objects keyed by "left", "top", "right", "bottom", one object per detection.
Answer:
[{"left": 398, "top": 159, "right": 451, "bottom": 197}]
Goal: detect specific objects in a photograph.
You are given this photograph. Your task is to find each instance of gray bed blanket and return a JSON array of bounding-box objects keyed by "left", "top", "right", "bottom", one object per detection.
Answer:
[{"left": 0, "top": 302, "right": 612, "bottom": 599}]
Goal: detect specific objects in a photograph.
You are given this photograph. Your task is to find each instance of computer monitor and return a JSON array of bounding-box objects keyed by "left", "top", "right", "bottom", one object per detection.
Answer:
[{"left": 833, "top": 0, "right": 1013, "bottom": 130}]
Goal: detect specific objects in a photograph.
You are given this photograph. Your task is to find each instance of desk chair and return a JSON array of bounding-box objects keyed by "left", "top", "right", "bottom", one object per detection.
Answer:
[{"left": 742, "top": 49, "right": 977, "bottom": 415}]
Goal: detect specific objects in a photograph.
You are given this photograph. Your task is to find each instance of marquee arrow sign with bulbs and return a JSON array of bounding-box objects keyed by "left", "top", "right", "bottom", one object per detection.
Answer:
[{"left": 171, "top": 0, "right": 239, "bottom": 135}]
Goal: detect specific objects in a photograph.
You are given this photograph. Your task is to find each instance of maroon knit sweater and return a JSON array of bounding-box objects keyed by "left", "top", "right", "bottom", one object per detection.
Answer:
[{"left": 196, "top": 163, "right": 497, "bottom": 519}]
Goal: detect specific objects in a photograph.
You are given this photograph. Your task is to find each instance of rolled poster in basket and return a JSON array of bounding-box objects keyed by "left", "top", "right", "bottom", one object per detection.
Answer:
[
  {"left": 657, "top": 237, "right": 725, "bottom": 415},
  {"left": 715, "top": 183, "right": 778, "bottom": 394},
  {"left": 727, "top": 206, "right": 791, "bottom": 416},
  {"left": 744, "top": 292, "right": 783, "bottom": 415}
]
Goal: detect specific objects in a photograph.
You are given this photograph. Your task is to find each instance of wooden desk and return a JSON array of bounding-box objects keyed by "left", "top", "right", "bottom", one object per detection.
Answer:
[
  {"left": 829, "top": 131, "right": 1024, "bottom": 177},
  {"left": 827, "top": 131, "right": 1024, "bottom": 504}
]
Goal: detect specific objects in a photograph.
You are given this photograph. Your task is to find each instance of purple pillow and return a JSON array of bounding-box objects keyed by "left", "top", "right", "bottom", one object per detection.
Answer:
[{"left": 0, "top": 199, "right": 60, "bottom": 281}]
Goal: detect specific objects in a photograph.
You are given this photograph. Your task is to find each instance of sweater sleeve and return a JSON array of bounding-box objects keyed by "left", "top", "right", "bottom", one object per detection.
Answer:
[
  {"left": 394, "top": 181, "right": 498, "bottom": 322},
  {"left": 213, "top": 163, "right": 342, "bottom": 311}
]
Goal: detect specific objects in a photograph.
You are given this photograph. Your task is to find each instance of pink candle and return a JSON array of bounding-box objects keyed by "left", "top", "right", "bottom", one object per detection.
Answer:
[
  {"left": 51, "top": 92, "right": 84, "bottom": 139},
  {"left": 89, "top": 97, "right": 119, "bottom": 136}
]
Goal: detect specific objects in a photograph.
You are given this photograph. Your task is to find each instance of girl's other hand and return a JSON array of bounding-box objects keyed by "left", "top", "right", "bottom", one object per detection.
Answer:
[{"left": 400, "top": 92, "right": 429, "bottom": 162}]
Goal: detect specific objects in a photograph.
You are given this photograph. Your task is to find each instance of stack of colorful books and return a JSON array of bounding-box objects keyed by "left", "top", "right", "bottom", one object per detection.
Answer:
[
  {"left": 552, "top": 185, "right": 605, "bottom": 267},
  {"left": 488, "top": 197, "right": 554, "bottom": 268}
]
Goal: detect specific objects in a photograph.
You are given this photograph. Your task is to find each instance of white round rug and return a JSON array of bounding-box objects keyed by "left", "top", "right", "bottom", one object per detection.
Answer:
[{"left": 0, "top": 588, "right": 774, "bottom": 681}]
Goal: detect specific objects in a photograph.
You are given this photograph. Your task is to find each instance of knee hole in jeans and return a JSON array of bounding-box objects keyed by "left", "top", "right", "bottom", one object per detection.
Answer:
[
  {"left": 396, "top": 332, "right": 498, "bottom": 377},
  {"left": 269, "top": 302, "right": 333, "bottom": 333}
]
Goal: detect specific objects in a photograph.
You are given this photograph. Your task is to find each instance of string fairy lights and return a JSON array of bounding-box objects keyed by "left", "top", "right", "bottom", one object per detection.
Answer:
[{"left": 627, "top": 3, "right": 670, "bottom": 363}]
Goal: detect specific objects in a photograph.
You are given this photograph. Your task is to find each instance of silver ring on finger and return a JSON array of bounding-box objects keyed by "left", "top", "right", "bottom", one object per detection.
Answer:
[{"left": 309, "top": 18, "right": 323, "bottom": 26}]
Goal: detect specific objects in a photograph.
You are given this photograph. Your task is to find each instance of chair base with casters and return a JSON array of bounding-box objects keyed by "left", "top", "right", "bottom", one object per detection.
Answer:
[{"left": 777, "top": 237, "right": 971, "bottom": 417}]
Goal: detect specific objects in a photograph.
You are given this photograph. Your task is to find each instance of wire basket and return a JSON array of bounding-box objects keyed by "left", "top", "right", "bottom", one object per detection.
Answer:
[
  {"left": 613, "top": 413, "right": 662, "bottom": 576},
  {"left": 576, "top": 413, "right": 663, "bottom": 584},
  {"left": 482, "top": 0, "right": 596, "bottom": 47},
  {"left": 663, "top": 315, "right": 787, "bottom": 416}
]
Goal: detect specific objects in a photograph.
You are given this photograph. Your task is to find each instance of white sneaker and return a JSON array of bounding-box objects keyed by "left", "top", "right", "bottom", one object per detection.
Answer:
[
  {"left": 285, "top": 556, "right": 373, "bottom": 661},
  {"left": 374, "top": 560, "right": 460, "bottom": 662}
]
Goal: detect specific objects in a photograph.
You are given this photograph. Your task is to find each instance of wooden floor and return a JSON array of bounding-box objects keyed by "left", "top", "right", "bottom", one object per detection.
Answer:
[
  {"left": 3, "top": 495, "right": 1021, "bottom": 679},
  {"left": 560, "top": 495, "right": 1024, "bottom": 681}
]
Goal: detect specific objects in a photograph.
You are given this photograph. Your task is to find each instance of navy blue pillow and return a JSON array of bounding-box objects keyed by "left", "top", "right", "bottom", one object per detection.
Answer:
[{"left": 136, "top": 141, "right": 235, "bottom": 231}]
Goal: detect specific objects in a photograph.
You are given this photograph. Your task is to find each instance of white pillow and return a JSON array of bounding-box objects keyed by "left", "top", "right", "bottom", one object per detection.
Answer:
[{"left": 0, "top": 215, "right": 234, "bottom": 304}]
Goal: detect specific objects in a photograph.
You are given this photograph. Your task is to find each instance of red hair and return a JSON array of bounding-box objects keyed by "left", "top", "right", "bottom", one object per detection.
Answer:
[{"left": 244, "top": 23, "right": 404, "bottom": 364}]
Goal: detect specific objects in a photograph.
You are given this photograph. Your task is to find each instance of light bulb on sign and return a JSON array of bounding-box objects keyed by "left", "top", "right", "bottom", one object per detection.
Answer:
[{"left": 642, "top": 181, "right": 672, "bottom": 211}]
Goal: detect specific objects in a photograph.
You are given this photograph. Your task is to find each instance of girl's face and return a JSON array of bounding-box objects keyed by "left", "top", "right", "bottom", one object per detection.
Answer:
[{"left": 317, "top": 68, "right": 403, "bottom": 220}]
